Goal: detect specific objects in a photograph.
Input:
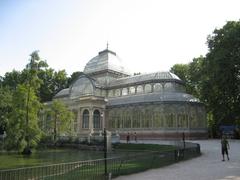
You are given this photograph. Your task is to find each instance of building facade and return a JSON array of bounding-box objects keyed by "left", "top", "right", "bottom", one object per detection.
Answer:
[{"left": 44, "top": 48, "right": 207, "bottom": 139}]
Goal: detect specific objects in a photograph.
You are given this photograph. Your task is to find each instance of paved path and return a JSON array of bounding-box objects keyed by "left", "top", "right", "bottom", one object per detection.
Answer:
[{"left": 114, "top": 140, "right": 240, "bottom": 180}]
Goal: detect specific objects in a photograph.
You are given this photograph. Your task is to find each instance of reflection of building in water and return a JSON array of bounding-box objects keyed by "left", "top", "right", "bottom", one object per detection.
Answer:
[{"left": 43, "top": 48, "right": 207, "bottom": 139}]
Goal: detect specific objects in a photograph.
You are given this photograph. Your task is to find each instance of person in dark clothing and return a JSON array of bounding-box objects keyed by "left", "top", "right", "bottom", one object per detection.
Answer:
[
  {"left": 182, "top": 132, "right": 185, "bottom": 148},
  {"left": 126, "top": 133, "right": 130, "bottom": 143},
  {"left": 134, "top": 132, "right": 137, "bottom": 143},
  {"left": 221, "top": 135, "right": 230, "bottom": 161}
]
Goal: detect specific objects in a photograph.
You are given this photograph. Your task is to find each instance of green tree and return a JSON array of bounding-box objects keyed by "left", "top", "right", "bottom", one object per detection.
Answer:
[
  {"left": 170, "top": 64, "right": 189, "bottom": 83},
  {"left": 170, "top": 64, "right": 192, "bottom": 92},
  {"left": 5, "top": 51, "right": 47, "bottom": 153},
  {"left": 5, "top": 84, "right": 42, "bottom": 152},
  {"left": 53, "top": 70, "right": 68, "bottom": 92},
  {"left": 0, "top": 87, "right": 12, "bottom": 135},
  {"left": 0, "top": 76, "right": 3, "bottom": 86},
  {"left": 170, "top": 58, "right": 205, "bottom": 98},
  {"left": 49, "top": 100, "right": 73, "bottom": 143},
  {"left": 188, "top": 56, "right": 205, "bottom": 98},
  {"left": 204, "top": 21, "right": 240, "bottom": 127},
  {"left": 2, "top": 70, "right": 23, "bottom": 90},
  {"left": 24, "top": 51, "right": 47, "bottom": 153},
  {"left": 38, "top": 68, "right": 55, "bottom": 102},
  {"left": 38, "top": 69, "right": 69, "bottom": 102}
]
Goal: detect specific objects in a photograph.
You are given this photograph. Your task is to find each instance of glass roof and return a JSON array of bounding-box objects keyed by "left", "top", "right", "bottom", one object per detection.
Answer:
[
  {"left": 55, "top": 71, "right": 183, "bottom": 98},
  {"left": 107, "top": 71, "right": 181, "bottom": 87},
  {"left": 54, "top": 88, "right": 69, "bottom": 98},
  {"left": 84, "top": 49, "right": 130, "bottom": 75},
  {"left": 107, "top": 92, "right": 200, "bottom": 106}
]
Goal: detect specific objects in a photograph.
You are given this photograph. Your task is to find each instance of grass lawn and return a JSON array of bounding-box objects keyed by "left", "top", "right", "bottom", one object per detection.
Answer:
[
  {"left": 113, "top": 143, "right": 176, "bottom": 152},
  {"left": 0, "top": 148, "right": 104, "bottom": 169}
]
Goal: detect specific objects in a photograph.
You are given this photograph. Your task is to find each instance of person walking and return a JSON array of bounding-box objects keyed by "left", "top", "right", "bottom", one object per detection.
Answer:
[
  {"left": 221, "top": 135, "right": 230, "bottom": 161},
  {"left": 182, "top": 132, "right": 185, "bottom": 148},
  {"left": 126, "top": 133, "right": 130, "bottom": 143},
  {"left": 134, "top": 132, "right": 137, "bottom": 143}
]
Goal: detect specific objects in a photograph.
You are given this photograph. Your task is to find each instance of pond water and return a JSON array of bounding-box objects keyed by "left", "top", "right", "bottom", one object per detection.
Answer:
[{"left": 0, "top": 148, "right": 118, "bottom": 170}]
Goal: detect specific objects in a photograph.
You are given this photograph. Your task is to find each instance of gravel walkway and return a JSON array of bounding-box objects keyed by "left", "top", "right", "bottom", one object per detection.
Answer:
[{"left": 114, "top": 140, "right": 240, "bottom": 180}]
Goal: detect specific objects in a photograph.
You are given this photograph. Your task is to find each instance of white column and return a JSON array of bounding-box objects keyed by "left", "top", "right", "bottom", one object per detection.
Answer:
[
  {"left": 89, "top": 109, "right": 93, "bottom": 132},
  {"left": 101, "top": 111, "right": 105, "bottom": 129},
  {"left": 77, "top": 109, "right": 81, "bottom": 133}
]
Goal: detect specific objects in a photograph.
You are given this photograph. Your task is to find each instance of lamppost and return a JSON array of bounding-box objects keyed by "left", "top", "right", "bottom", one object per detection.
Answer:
[
  {"left": 101, "top": 112, "right": 108, "bottom": 178},
  {"left": 101, "top": 109, "right": 109, "bottom": 179},
  {"left": 103, "top": 128, "right": 107, "bottom": 177}
]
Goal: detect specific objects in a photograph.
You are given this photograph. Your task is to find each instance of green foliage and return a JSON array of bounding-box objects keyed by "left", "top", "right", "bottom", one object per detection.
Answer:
[
  {"left": 207, "top": 111, "right": 218, "bottom": 138},
  {"left": 170, "top": 57, "right": 205, "bottom": 98},
  {"left": 38, "top": 68, "right": 68, "bottom": 102},
  {"left": 4, "top": 51, "right": 45, "bottom": 152},
  {"left": 0, "top": 87, "right": 12, "bottom": 134},
  {"left": 38, "top": 69, "right": 68, "bottom": 102},
  {"left": 170, "top": 64, "right": 192, "bottom": 93},
  {"left": 170, "top": 64, "right": 189, "bottom": 83},
  {"left": 5, "top": 84, "right": 42, "bottom": 152},
  {"left": 53, "top": 70, "right": 68, "bottom": 91},
  {"left": 2, "top": 70, "right": 23, "bottom": 90},
  {"left": 1, "top": 62, "right": 74, "bottom": 104},
  {"left": 188, "top": 56, "right": 205, "bottom": 98},
  {"left": 114, "top": 143, "right": 176, "bottom": 151},
  {"left": 48, "top": 100, "right": 74, "bottom": 142},
  {"left": 171, "top": 20, "right": 240, "bottom": 136},
  {"left": 38, "top": 68, "right": 56, "bottom": 102},
  {"left": 204, "top": 21, "right": 240, "bottom": 126},
  {"left": 1, "top": 51, "right": 73, "bottom": 151}
]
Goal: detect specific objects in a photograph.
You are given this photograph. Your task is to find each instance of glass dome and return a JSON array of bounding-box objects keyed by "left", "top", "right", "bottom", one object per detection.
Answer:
[
  {"left": 83, "top": 49, "right": 130, "bottom": 75},
  {"left": 70, "top": 77, "right": 94, "bottom": 98}
]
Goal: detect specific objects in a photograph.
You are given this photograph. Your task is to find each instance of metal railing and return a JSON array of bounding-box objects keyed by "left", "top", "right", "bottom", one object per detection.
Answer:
[{"left": 0, "top": 142, "right": 200, "bottom": 180}]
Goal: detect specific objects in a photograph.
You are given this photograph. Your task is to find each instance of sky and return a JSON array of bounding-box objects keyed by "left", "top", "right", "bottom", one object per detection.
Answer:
[{"left": 0, "top": 0, "right": 240, "bottom": 76}]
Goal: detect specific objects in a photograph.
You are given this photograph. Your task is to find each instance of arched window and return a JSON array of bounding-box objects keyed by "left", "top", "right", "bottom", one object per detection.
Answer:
[
  {"left": 122, "top": 88, "right": 128, "bottom": 96},
  {"left": 164, "top": 82, "right": 173, "bottom": 91},
  {"left": 108, "top": 90, "right": 114, "bottom": 97},
  {"left": 145, "top": 84, "right": 152, "bottom": 93},
  {"left": 115, "top": 89, "right": 121, "bottom": 97},
  {"left": 153, "top": 83, "right": 163, "bottom": 92},
  {"left": 93, "top": 110, "right": 101, "bottom": 129},
  {"left": 136, "top": 85, "right": 143, "bottom": 94},
  {"left": 129, "top": 86, "right": 135, "bottom": 95},
  {"left": 82, "top": 109, "right": 89, "bottom": 128}
]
